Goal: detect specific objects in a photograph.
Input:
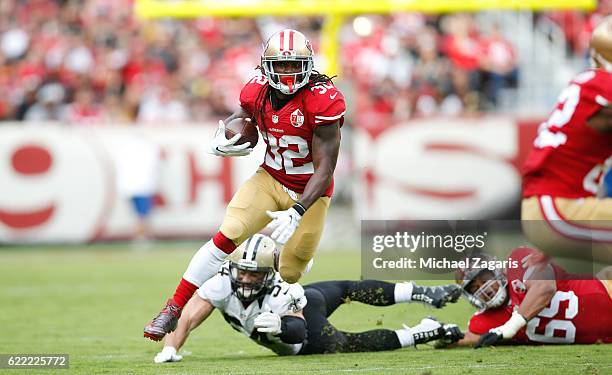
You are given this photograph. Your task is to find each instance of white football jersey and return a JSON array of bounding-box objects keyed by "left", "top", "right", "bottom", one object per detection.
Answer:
[{"left": 197, "top": 263, "right": 307, "bottom": 355}]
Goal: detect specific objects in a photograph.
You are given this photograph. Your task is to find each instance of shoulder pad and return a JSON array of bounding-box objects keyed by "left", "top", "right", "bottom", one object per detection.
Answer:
[
  {"left": 240, "top": 74, "right": 268, "bottom": 115},
  {"left": 197, "top": 273, "right": 232, "bottom": 307}
]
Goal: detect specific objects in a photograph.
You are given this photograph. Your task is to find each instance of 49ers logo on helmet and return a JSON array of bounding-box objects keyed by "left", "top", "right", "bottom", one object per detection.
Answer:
[{"left": 290, "top": 109, "right": 304, "bottom": 127}]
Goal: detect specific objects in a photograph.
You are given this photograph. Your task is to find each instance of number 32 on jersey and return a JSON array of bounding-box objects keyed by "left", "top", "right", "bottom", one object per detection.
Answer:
[{"left": 264, "top": 133, "right": 313, "bottom": 175}]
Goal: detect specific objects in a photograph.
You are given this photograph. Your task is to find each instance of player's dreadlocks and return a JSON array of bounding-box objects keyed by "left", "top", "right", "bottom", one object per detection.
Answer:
[
  {"left": 253, "top": 68, "right": 337, "bottom": 134},
  {"left": 308, "top": 70, "right": 337, "bottom": 86}
]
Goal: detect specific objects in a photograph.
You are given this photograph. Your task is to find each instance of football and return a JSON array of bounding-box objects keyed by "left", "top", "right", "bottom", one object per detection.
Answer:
[{"left": 225, "top": 117, "right": 259, "bottom": 147}]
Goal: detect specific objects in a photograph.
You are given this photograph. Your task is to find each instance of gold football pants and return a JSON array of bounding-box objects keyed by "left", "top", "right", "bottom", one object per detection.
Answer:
[
  {"left": 521, "top": 196, "right": 612, "bottom": 263},
  {"left": 220, "top": 168, "right": 330, "bottom": 283}
]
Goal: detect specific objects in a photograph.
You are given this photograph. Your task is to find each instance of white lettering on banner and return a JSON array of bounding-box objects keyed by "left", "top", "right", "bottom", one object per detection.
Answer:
[
  {"left": 0, "top": 118, "right": 535, "bottom": 243},
  {"left": 0, "top": 125, "right": 108, "bottom": 242},
  {"left": 0, "top": 124, "right": 265, "bottom": 243},
  {"left": 354, "top": 119, "right": 521, "bottom": 220}
]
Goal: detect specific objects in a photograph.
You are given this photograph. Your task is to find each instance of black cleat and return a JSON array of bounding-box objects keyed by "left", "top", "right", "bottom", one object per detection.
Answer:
[
  {"left": 144, "top": 299, "right": 182, "bottom": 341},
  {"left": 411, "top": 283, "right": 462, "bottom": 308}
]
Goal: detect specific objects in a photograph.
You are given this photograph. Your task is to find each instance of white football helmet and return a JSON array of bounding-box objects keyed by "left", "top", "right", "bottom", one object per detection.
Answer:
[
  {"left": 455, "top": 254, "right": 508, "bottom": 310},
  {"left": 590, "top": 15, "right": 612, "bottom": 72},
  {"left": 228, "top": 234, "right": 277, "bottom": 302},
  {"left": 261, "top": 29, "right": 314, "bottom": 95}
]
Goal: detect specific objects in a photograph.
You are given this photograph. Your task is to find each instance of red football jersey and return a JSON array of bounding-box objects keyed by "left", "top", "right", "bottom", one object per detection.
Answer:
[
  {"left": 239, "top": 74, "right": 346, "bottom": 196},
  {"left": 468, "top": 247, "right": 612, "bottom": 344},
  {"left": 523, "top": 69, "right": 612, "bottom": 198}
]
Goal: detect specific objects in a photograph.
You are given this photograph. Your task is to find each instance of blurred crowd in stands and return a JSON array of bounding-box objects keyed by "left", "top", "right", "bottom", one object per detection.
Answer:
[{"left": 0, "top": 0, "right": 610, "bottom": 127}]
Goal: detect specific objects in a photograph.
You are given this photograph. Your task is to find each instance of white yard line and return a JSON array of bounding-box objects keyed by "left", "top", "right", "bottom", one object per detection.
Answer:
[{"left": 225, "top": 362, "right": 611, "bottom": 375}]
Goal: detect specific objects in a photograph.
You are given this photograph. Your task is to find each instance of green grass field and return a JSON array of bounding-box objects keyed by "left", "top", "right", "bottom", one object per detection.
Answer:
[{"left": 1, "top": 243, "right": 610, "bottom": 375}]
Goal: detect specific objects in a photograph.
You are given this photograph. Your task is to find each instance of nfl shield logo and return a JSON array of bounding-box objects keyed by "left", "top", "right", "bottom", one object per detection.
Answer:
[
  {"left": 272, "top": 114, "right": 279, "bottom": 123},
  {"left": 511, "top": 279, "right": 526, "bottom": 294},
  {"left": 290, "top": 109, "right": 304, "bottom": 127}
]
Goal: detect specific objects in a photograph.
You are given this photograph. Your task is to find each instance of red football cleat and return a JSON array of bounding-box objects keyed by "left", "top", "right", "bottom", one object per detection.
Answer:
[{"left": 143, "top": 299, "right": 182, "bottom": 341}]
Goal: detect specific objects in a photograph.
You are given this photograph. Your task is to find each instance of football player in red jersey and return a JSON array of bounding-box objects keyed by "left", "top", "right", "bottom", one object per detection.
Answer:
[
  {"left": 451, "top": 248, "right": 612, "bottom": 348},
  {"left": 144, "top": 29, "right": 346, "bottom": 341},
  {"left": 522, "top": 16, "right": 612, "bottom": 263}
]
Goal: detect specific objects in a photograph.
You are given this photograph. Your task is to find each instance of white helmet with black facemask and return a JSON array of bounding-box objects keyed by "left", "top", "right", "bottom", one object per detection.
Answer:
[
  {"left": 228, "top": 234, "right": 277, "bottom": 303},
  {"left": 455, "top": 254, "right": 508, "bottom": 310}
]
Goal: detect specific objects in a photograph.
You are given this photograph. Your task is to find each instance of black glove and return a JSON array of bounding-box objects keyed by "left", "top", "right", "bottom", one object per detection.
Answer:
[
  {"left": 475, "top": 331, "right": 503, "bottom": 348},
  {"left": 433, "top": 324, "right": 464, "bottom": 348}
]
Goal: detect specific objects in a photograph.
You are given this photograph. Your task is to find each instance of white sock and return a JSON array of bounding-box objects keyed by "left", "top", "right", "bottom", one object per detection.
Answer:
[
  {"left": 394, "top": 326, "right": 415, "bottom": 348},
  {"left": 183, "top": 240, "right": 230, "bottom": 287},
  {"left": 394, "top": 282, "right": 414, "bottom": 303},
  {"left": 410, "top": 318, "right": 443, "bottom": 345}
]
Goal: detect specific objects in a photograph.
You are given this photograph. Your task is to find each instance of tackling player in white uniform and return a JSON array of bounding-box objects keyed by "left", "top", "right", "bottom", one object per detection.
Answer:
[{"left": 154, "top": 234, "right": 463, "bottom": 362}]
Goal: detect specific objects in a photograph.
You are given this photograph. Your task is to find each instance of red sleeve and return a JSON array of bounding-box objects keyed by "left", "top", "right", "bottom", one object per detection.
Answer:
[
  {"left": 506, "top": 246, "right": 541, "bottom": 282},
  {"left": 590, "top": 69, "right": 612, "bottom": 105},
  {"left": 309, "top": 84, "right": 346, "bottom": 127},
  {"left": 239, "top": 75, "right": 268, "bottom": 116},
  {"left": 568, "top": 70, "right": 612, "bottom": 119},
  {"left": 468, "top": 308, "right": 511, "bottom": 335}
]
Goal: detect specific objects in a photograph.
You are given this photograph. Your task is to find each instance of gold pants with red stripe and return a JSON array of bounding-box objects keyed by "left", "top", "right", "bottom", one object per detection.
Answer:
[
  {"left": 521, "top": 196, "right": 612, "bottom": 264},
  {"left": 220, "top": 168, "right": 330, "bottom": 283}
]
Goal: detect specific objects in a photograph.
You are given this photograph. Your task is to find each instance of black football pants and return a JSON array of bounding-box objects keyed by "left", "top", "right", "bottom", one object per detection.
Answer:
[{"left": 298, "top": 280, "right": 402, "bottom": 354}]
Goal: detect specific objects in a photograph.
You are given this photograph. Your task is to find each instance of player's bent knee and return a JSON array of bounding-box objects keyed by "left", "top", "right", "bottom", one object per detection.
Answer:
[
  {"left": 219, "top": 217, "right": 248, "bottom": 246},
  {"left": 291, "top": 235, "right": 319, "bottom": 261},
  {"left": 279, "top": 266, "right": 302, "bottom": 284}
]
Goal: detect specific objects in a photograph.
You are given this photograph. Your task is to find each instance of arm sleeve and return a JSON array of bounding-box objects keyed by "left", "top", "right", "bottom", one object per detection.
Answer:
[
  {"left": 598, "top": 70, "right": 612, "bottom": 104},
  {"left": 311, "top": 86, "right": 346, "bottom": 127},
  {"left": 578, "top": 70, "right": 612, "bottom": 117},
  {"left": 278, "top": 315, "right": 307, "bottom": 344}
]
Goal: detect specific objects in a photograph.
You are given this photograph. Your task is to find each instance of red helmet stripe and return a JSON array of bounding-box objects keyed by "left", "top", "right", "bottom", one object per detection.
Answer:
[
  {"left": 279, "top": 31, "right": 285, "bottom": 51},
  {"left": 289, "top": 30, "right": 294, "bottom": 50}
]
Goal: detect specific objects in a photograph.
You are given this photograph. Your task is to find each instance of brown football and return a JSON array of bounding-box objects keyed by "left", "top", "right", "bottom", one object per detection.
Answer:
[{"left": 225, "top": 118, "right": 259, "bottom": 147}]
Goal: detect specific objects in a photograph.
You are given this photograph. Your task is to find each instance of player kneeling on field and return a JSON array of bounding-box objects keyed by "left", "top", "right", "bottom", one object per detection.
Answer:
[
  {"left": 154, "top": 234, "right": 463, "bottom": 362},
  {"left": 448, "top": 247, "right": 612, "bottom": 348}
]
